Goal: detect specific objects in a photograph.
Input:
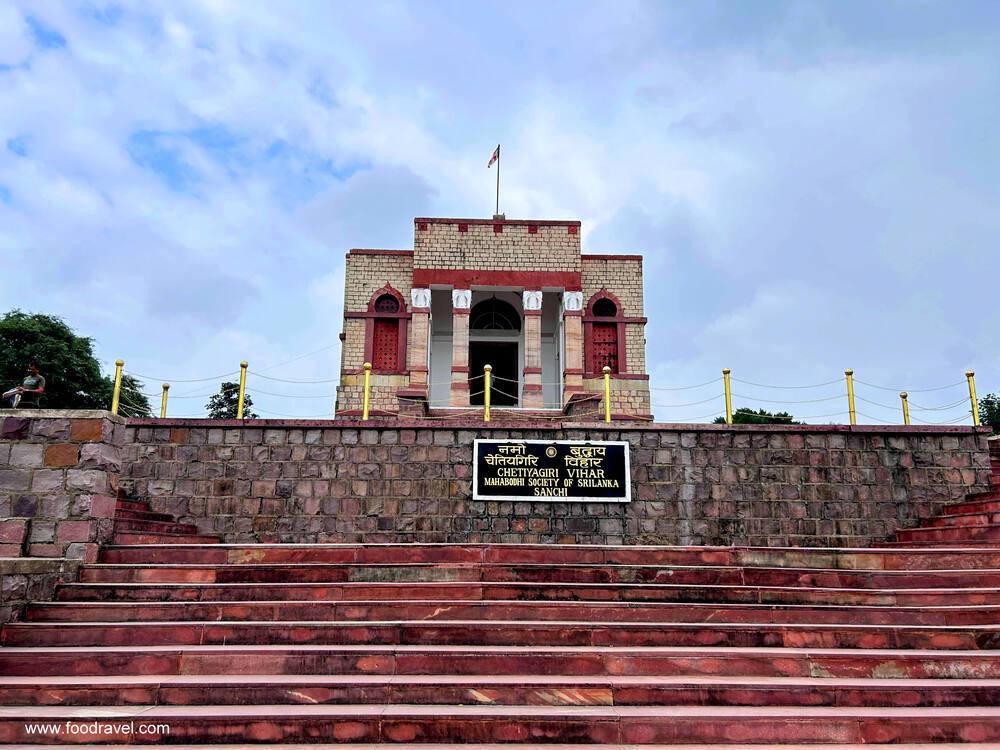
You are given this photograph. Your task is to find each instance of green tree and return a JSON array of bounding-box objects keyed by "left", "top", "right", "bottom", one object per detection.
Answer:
[
  {"left": 206, "top": 381, "right": 258, "bottom": 419},
  {"left": 0, "top": 310, "right": 112, "bottom": 409},
  {"left": 714, "top": 407, "right": 800, "bottom": 425},
  {"left": 979, "top": 392, "right": 1000, "bottom": 434},
  {"left": 115, "top": 374, "right": 153, "bottom": 418}
]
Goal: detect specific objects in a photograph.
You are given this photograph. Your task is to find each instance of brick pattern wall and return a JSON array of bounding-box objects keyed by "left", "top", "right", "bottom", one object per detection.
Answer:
[
  {"left": 582, "top": 257, "right": 644, "bottom": 317},
  {"left": 339, "top": 319, "right": 368, "bottom": 373},
  {"left": 414, "top": 222, "right": 581, "bottom": 272},
  {"left": 582, "top": 377, "right": 652, "bottom": 418},
  {"left": 335, "top": 384, "right": 406, "bottom": 415},
  {"left": 0, "top": 411, "right": 123, "bottom": 560},
  {"left": 343, "top": 252, "right": 414, "bottom": 311},
  {"left": 625, "top": 325, "right": 646, "bottom": 373},
  {"left": 122, "top": 420, "right": 992, "bottom": 548},
  {"left": 338, "top": 252, "right": 414, "bottom": 411}
]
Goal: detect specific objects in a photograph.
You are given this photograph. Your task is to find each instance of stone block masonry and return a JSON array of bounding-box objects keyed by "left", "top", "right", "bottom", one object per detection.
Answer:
[
  {"left": 414, "top": 219, "right": 581, "bottom": 273},
  {"left": 122, "top": 418, "right": 992, "bottom": 548},
  {"left": 0, "top": 410, "right": 124, "bottom": 561}
]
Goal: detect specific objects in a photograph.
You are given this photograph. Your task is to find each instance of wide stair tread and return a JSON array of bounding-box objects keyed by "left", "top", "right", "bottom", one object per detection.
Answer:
[
  {"left": 3, "top": 673, "right": 1000, "bottom": 708},
  {"left": 4, "top": 704, "right": 1000, "bottom": 744}
]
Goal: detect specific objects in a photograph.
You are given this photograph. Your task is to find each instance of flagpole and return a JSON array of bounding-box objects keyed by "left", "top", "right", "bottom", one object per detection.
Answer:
[{"left": 495, "top": 144, "right": 500, "bottom": 216}]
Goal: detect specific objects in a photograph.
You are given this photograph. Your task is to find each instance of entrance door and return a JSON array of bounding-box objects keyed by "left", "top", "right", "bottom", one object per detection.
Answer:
[{"left": 469, "top": 341, "right": 518, "bottom": 406}]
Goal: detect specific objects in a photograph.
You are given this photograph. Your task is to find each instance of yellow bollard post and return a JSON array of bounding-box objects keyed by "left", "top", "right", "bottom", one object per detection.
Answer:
[
  {"left": 845, "top": 369, "right": 856, "bottom": 426},
  {"left": 362, "top": 362, "right": 372, "bottom": 421},
  {"left": 900, "top": 391, "right": 910, "bottom": 425},
  {"left": 722, "top": 368, "right": 733, "bottom": 425},
  {"left": 603, "top": 366, "right": 612, "bottom": 423},
  {"left": 236, "top": 361, "right": 248, "bottom": 420},
  {"left": 160, "top": 384, "right": 170, "bottom": 418},
  {"left": 483, "top": 364, "right": 492, "bottom": 423},
  {"left": 111, "top": 359, "right": 124, "bottom": 415},
  {"left": 966, "top": 370, "right": 981, "bottom": 426}
]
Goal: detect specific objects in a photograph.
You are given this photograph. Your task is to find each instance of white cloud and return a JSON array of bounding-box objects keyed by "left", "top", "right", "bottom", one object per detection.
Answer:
[{"left": 0, "top": 0, "right": 997, "bottom": 422}]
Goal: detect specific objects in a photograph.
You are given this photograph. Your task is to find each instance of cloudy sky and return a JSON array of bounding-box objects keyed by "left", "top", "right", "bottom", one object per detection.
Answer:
[{"left": 1, "top": 0, "right": 997, "bottom": 423}]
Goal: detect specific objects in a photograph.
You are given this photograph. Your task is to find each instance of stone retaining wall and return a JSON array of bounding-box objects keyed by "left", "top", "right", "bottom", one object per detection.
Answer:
[
  {"left": 122, "top": 419, "right": 993, "bottom": 548},
  {"left": 0, "top": 411, "right": 123, "bottom": 561}
]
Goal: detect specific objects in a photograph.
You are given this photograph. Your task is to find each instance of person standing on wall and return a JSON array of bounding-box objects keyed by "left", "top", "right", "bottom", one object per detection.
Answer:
[{"left": 2, "top": 362, "right": 46, "bottom": 408}]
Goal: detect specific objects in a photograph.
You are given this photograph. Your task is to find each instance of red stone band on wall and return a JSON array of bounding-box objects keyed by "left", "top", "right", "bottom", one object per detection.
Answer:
[
  {"left": 415, "top": 217, "right": 582, "bottom": 228},
  {"left": 413, "top": 269, "right": 583, "bottom": 291}
]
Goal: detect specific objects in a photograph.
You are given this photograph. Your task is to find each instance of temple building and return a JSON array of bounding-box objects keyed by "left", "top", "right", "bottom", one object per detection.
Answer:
[{"left": 334, "top": 217, "right": 651, "bottom": 420}]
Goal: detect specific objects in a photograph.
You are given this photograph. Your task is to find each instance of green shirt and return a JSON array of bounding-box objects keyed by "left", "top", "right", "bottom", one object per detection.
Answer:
[{"left": 19, "top": 374, "right": 45, "bottom": 405}]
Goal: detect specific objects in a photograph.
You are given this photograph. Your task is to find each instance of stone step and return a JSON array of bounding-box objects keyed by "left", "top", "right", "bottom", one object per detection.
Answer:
[
  {"left": 77, "top": 562, "right": 1000, "bottom": 588},
  {"left": 109, "top": 532, "right": 220, "bottom": 545},
  {"left": 5, "top": 619, "right": 998, "bottom": 650},
  {"left": 896, "top": 524, "right": 1000, "bottom": 543},
  {"left": 114, "top": 499, "right": 152, "bottom": 512},
  {"left": 55, "top": 580, "right": 1000, "bottom": 606},
  {"left": 112, "top": 519, "right": 201, "bottom": 535},
  {"left": 3, "top": 644, "right": 998, "bottom": 679},
  {"left": 7, "top": 745, "right": 1000, "bottom": 750},
  {"left": 4, "top": 704, "right": 1000, "bottom": 744},
  {"left": 23, "top": 599, "right": 1000, "bottom": 626},
  {"left": 3, "top": 673, "right": 1000, "bottom": 708},
  {"left": 927, "top": 511, "right": 1000, "bottom": 528},
  {"left": 95, "top": 542, "right": 1000, "bottom": 570},
  {"left": 111, "top": 508, "right": 175, "bottom": 522},
  {"left": 6, "top": 745, "right": 1000, "bottom": 750},
  {"left": 942, "top": 496, "right": 1000, "bottom": 516}
]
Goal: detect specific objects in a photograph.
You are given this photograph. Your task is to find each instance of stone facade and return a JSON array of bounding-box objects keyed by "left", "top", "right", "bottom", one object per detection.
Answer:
[
  {"left": 336, "top": 217, "right": 651, "bottom": 420},
  {"left": 0, "top": 411, "right": 123, "bottom": 561},
  {"left": 414, "top": 219, "right": 582, "bottom": 272},
  {"left": 122, "top": 418, "right": 992, "bottom": 548}
]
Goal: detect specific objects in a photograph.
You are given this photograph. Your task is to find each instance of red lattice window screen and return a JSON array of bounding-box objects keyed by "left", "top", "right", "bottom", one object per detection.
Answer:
[
  {"left": 591, "top": 322, "right": 619, "bottom": 374},
  {"left": 373, "top": 319, "right": 399, "bottom": 370}
]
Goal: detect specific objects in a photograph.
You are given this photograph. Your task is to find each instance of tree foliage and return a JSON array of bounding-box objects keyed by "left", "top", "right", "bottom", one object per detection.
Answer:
[
  {"left": 116, "top": 374, "right": 153, "bottom": 418},
  {"left": 0, "top": 310, "right": 113, "bottom": 409},
  {"left": 980, "top": 392, "right": 1000, "bottom": 434},
  {"left": 714, "top": 407, "right": 800, "bottom": 425},
  {"left": 206, "top": 381, "right": 258, "bottom": 419}
]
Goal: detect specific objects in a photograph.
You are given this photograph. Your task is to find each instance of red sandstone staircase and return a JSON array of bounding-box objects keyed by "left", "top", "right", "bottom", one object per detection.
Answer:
[
  {"left": 4, "top": 449, "right": 1000, "bottom": 746},
  {"left": 886, "top": 439, "right": 1000, "bottom": 546},
  {"left": 6, "top": 535, "right": 1000, "bottom": 745},
  {"left": 111, "top": 493, "right": 220, "bottom": 545}
]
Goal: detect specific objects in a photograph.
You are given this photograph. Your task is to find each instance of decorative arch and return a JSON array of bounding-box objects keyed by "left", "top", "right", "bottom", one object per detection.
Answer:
[
  {"left": 365, "top": 285, "right": 409, "bottom": 373},
  {"left": 584, "top": 289, "right": 626, "bottom": 375},
  {"left": 470, "top": 296, "right": 522, "bottom": 331}
]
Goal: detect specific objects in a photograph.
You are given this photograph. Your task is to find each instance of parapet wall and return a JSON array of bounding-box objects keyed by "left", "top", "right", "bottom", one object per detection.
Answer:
[
  {"left": 0, "top": 411, "right": 123, "bottom": 560},
  {"left": 121, "top": 419, "right": 993, "bottom": 548}
]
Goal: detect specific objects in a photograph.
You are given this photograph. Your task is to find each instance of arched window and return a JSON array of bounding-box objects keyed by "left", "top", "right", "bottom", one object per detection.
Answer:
[
  {"left": 366, "top": 287, "right": 407, "bottom": 372},
  {"left": 470, "top": 297, "right": 521, "bottom": 331},
  {"left": 585, "top": 290, "right": 625, "bottom": 375}
]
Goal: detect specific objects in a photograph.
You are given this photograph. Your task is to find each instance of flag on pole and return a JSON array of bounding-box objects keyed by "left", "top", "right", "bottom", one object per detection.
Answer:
[{"left": 488, "top": 144, "right": 499, "bottom": 168}]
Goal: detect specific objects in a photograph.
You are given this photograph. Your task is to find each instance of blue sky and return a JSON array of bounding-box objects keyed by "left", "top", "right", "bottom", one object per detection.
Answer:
[{"left": 1, "top": 0, "right": 997, "bottom": 422}]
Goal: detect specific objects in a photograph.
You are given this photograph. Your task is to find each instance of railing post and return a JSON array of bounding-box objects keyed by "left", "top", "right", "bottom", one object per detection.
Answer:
[
  {"left": 362, "top": 362, "right": 372, "bottom": 421},
  {"left": 603, "top": 366, "right": 612, "bottom": 423},
  {"left": 160, "top": 383, "right": 170, "bottom": 418},
  {"left": 236, "top": 361, "right": 248, "bottom": 420},
  {"left": 845, "top": 368, "right": 856, "bottom": 425},
  {"left": 722, "top": 368, "right": 733, "bottom": 425},
  {"left": 967, "top": 370, "right": 980, "bottom": 426},
  {"left": 483, "top": 364, "right": 492, "bottom": 423},
  {"left": 900, "top": 391, "right": 910, "bottom": 425},
  {"left": 111, "top": 359, "right": 124, "bottom": 415}
]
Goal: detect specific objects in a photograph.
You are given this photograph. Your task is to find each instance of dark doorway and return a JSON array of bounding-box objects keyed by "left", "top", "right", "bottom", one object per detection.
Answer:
[{"left": 469, "top": 341, "right": 518, "bottom": 406}]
